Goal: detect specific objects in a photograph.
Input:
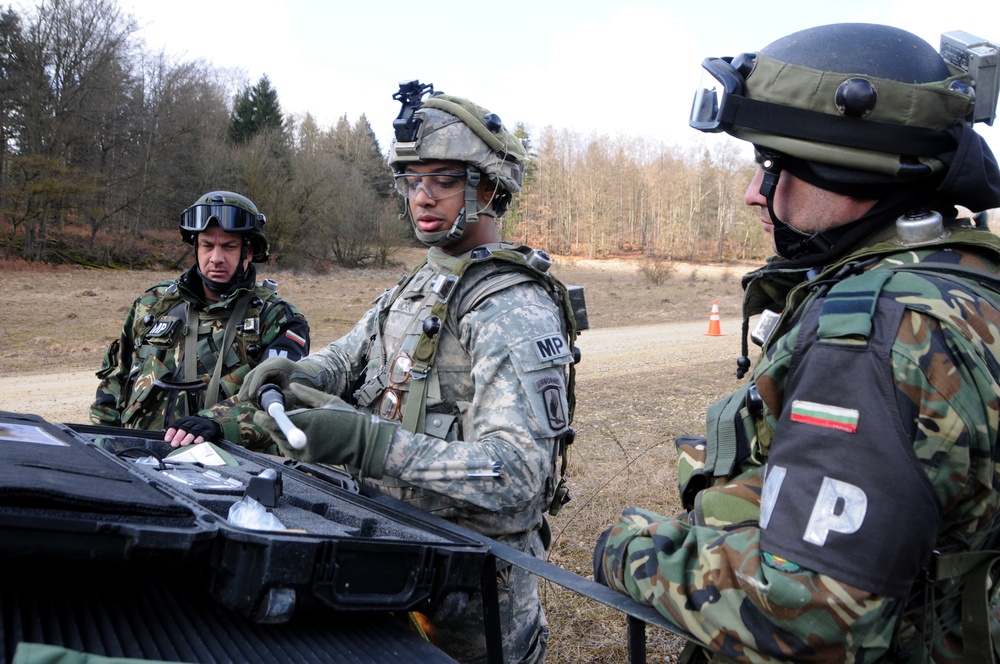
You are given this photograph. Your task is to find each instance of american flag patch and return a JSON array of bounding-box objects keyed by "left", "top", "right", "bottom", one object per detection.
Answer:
[
  {"left": 285, "top": 330, "right": 307, "bottom": 347},
  {"left": 789, "top": 400, "right": 859, "bottom": 433}
]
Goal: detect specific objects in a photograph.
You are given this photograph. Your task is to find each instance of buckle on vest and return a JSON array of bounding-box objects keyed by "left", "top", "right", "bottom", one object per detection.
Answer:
[{"left": 431, "top": 274, "right": 457, "bottom": 300}]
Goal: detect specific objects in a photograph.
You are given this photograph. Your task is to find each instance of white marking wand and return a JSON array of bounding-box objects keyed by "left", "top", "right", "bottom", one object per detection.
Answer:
[{"left": 256, "top": 384, "right": 307, "bottom": 450}]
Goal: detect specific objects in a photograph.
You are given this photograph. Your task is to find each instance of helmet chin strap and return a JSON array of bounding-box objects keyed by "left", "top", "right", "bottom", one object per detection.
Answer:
[{"left": 759, "top": 153, "right": 833, "bottom": 259}]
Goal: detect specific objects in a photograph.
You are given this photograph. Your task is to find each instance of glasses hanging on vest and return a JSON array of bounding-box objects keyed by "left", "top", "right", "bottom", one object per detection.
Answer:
[{"left": 377, "top": 352, "right": 414, "bottom": 421}]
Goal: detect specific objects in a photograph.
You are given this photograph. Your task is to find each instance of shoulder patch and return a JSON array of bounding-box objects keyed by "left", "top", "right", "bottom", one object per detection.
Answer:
[{"left": 536, "top": 377, "right": 568, "bottom": 430}]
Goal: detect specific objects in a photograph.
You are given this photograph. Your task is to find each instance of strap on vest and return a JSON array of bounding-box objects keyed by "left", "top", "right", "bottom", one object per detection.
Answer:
[
  {"left": 705, "top": 382, "right": 752, "bottom": 478},
  {"left": 816, "top": 270, "right": 894, "bottom": 340},
  {"left": 182, "top": 301, "right": 198, "bottom": 385},
  {"left": 400, "top": 268, "right": 464, "bottom": 434},
  {"left": 204, "top": 294, "right": 252, "bottom": 409}
]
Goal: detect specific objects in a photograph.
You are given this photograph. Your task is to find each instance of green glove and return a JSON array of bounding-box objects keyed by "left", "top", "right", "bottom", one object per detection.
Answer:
[
  {"left": 238, "top": 357, "right": 328, "bottom": 407},
  {"left": 254, "top": 383, "right": 396, "bottom": 479}
]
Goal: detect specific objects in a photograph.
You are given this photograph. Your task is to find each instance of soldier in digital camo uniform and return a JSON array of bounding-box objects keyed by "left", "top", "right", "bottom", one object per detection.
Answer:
[
  {"left": 91, "top": 191, "right": 310, "bottom": 449},
  {"left": 594, "top": 24, "right": 1000, "bottom": 663},
  {"left": 234, "top": 83, "right": 578, "bottom": 663}
]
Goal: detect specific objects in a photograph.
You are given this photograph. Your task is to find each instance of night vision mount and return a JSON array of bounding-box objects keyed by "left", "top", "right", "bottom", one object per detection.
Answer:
[
  {"left": 940, "top": 30, "right": 999, "bottom": 125},
  {"left": 393, "top": 80, "right": 437, "bottom": 142}
]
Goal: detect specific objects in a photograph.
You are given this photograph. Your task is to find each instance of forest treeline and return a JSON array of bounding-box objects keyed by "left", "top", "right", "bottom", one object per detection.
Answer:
[{"left": 0, "top": 0, "right": 766, "bottom": 270}]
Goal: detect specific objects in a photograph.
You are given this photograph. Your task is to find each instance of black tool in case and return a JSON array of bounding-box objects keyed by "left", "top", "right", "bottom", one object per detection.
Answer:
[{"left": 0, "top": 410, "right": 490, "bottom": 662}]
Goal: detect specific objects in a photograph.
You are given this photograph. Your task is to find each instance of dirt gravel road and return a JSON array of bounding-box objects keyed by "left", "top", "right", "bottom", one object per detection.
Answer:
[{"left": 0, "top": 320, "right": 742, "bottom": 424}]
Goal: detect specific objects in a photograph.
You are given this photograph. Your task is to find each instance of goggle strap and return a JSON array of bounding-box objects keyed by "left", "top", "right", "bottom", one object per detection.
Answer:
[{"left": 727, "top": 95, "right": 953, "bottom": 157}]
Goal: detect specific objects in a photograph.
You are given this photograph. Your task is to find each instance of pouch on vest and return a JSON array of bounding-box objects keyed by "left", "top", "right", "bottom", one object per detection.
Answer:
[{"left": 676, "top": 435, "right": 708, "bottom": 512}]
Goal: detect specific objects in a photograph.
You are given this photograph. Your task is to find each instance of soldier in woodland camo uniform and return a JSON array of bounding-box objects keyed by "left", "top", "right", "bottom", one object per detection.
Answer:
[
  {"left": 92, "top": 191, "right": 309, "bottom": 447},
  {"left": 231, "top": 83, "right": 576, "bottom": 663},
  {"left": 595, "top": 24, "right": 1000, "bottom": 663}
]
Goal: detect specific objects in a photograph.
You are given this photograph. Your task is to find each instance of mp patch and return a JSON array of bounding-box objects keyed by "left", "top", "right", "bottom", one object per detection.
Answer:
[
  {"left": 532, "top": 334, "right": 571, "bottom": 363},
  {"left": 147, "top": 317, "right": 179, "bottom": 339},
  {"left": 536, "top": 377, "right": 567, "bottom": 430}
]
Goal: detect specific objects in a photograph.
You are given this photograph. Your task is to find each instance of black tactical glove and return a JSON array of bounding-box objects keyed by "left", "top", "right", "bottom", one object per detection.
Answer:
[{"left": 164, "top": 415, "right": 223, "bottom": 447}]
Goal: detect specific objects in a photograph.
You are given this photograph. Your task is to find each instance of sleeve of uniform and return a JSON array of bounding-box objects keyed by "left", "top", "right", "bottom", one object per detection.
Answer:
[
  {"left": 89, "top": 299, "right": 140, "bottom": 426},
  {"left": 259, "top": 298, "right": 310, "bottom": 361},
  {"left": 307, "top": 297, "right": 385, "bottom": 398},
  {"left": 600, "top": 302, "right": 1000, "bottom": 660},
  {"left": 203, "top": 298, "right": 311, "bottom": 450},
  {"left": 379, "top": 281, "right": 571, "bottom": 513},
  {"left": 599, "top": 508, "right": 895, "bottom": 660}
]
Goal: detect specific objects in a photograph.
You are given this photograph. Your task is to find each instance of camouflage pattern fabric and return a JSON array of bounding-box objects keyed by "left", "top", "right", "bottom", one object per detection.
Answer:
[
  {"left": 599, "top": 222, "right": 1000, "bottom": 663},
  {"left": 90, "top": 264, "right": 309, "bottom": 448},
  {"left": 298, "top": 243, "right": 573, "bottom": 663}
]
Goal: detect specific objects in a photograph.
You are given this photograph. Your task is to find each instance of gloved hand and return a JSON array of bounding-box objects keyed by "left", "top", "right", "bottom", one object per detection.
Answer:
[
  {"left": 254, "top": 383, "right": 396, "bottom": 478},
  {"left": 238, "top": 357, "right": 327, "bottom": 407},
  {"left": 593, "top": 526, "right": 612, "bottom": 586},
  {"left": 164, "top": 415, "right": 223, "bottom": 448}
]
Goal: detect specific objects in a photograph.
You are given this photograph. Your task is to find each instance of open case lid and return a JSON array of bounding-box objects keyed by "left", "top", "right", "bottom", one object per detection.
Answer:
[
  {"left": 0, "top": 411, "right": 213, "bottom": 564},
  {"left": 0, "top": 411, "right": 489, "bottom": 622}
]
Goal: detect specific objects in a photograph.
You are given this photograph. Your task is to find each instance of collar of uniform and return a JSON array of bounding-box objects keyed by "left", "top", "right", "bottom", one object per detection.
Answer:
[{"left": 427, "top": 242, "right": 512, "bottom": 271}]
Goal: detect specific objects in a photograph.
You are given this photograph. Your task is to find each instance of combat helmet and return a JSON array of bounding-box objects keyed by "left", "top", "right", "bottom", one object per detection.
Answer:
[
  {"left": 180, "top": 191, "right": 269, "bottom": 262},
  {"left": 388, "top": 80, "right": 528, "bottom": 248},
  {"left": 689, "top": 23, "right": 1000, "bottom": 259}
]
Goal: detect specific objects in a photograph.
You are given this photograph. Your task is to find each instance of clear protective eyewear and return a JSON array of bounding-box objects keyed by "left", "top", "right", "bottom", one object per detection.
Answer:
[
  {"left": 689, "top": 54, "right": 756, "bottom": 133},
  {"left": 393, "top": 172, "right": 467, "bottom": 200},
  {"left": 376, "top": 352, "right": 414, "bottom": 421},
  {"left": 180, "top": 203, "right": 263, "bottom": 233}
]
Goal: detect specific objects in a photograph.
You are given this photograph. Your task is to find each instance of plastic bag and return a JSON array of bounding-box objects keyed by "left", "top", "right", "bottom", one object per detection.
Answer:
[{"left": 227, "top": 495, "right": 286, "bottom": 531}]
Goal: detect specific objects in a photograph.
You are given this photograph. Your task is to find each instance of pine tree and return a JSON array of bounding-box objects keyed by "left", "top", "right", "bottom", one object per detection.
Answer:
[{"left": 227, "top": 74, "right": 285, "bottom": 144}]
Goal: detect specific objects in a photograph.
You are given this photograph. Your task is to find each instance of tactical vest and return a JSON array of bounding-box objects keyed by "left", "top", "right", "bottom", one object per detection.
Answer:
[
  {"left": 123, "top": 279, "right": 279, "bottom": 427},
  {"left": 352, "top": 244, "right": 584, "bottom": 515},
  {"left": 678, "top": 228, "right": 1000, "bottom": 663}
]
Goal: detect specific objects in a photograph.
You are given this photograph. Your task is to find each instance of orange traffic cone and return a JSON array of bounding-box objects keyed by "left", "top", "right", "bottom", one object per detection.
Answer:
[{"left": 705, "top": 300, "right": 724, "bottom": 336}]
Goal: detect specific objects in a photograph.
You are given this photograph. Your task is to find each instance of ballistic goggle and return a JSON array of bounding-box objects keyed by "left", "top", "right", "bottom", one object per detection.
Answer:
[
  {"left": 689, "top": 54, "right": 755, "bottom": 133},
  {"left": 179, "top": 203, "right": 265, "bottom": 234}
]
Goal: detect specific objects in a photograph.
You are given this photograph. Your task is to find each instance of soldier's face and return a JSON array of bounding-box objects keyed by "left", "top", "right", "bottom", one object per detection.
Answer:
[
  {"left": 197, "top": 224, "right": 250, "bottom": 284},
  {"left": 744, "top": 168, "right": 877, "bottom": 248},
  {"left": 404, "top": 160, "right": 499, "bottom": 254}
]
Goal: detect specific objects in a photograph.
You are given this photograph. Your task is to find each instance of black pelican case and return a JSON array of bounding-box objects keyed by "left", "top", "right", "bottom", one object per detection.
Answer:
[{"left": 0, "top": 410, "right": 490, "bottom": 662}]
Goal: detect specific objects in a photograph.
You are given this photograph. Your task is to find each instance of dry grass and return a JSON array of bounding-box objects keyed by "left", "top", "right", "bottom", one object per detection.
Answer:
[{"left": 1, "top": 248, "right": 752, "bottom": 662}]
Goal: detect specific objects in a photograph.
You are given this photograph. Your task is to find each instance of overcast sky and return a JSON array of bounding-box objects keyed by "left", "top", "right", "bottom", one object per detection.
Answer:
[{"left": 37, "top": 0, "right": 1000, "bottom": 159}]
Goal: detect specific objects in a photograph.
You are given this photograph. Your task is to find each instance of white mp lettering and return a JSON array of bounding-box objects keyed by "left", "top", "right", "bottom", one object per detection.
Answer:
[
  {"left": 803, "top": 477, "right": 867, "bottom": 546},
  {"left": 759, "top": 464, "right": 786, "bottom": 529}
]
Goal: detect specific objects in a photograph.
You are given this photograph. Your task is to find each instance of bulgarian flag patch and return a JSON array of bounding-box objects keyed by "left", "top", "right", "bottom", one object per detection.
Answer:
[
  {"left": 285, "top": 330, "right": 307, "bottom": 347},
  {"left": 789, "top": 400, "right": 859, "bottom": 433}
]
